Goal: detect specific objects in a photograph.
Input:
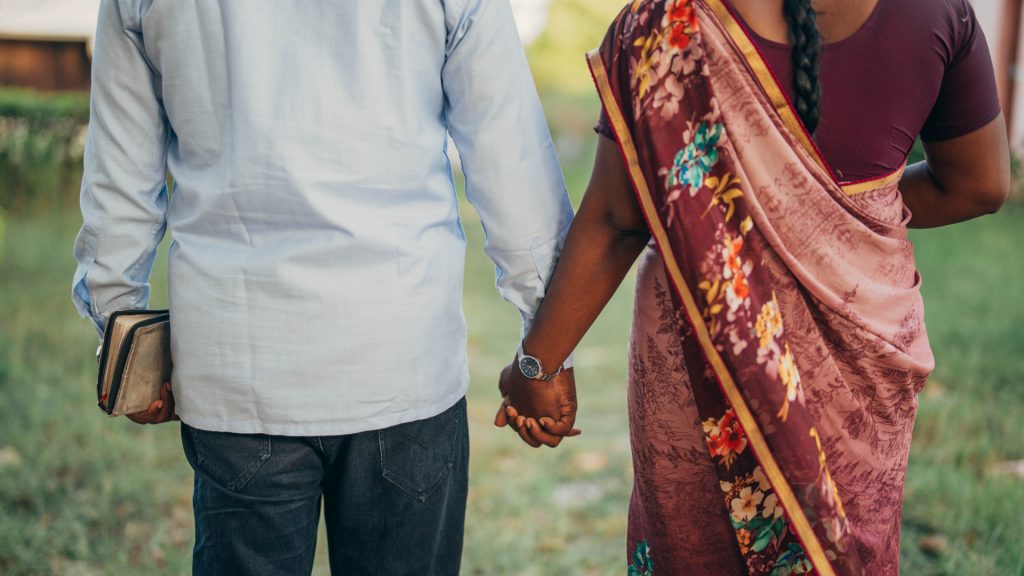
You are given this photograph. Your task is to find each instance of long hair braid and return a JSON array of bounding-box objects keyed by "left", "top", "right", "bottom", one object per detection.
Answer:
[{"left": 782, "top": 0, "right": 822, "bottom": 134}]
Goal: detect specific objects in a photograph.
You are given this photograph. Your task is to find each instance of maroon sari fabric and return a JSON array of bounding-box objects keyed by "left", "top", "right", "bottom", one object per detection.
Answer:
[{"left": 590, "top": 1, "right": 934, "bottom": 574}]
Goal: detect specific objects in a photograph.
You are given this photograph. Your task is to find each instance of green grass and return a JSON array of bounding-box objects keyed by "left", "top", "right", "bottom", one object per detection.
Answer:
[{"left": 899, "top": 215, "right": 1024, "bottom": 575}]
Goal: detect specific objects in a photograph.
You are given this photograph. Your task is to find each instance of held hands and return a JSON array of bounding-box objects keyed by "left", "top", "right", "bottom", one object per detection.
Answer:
[
  {"left": 494, "top": 363, "right": 580, "bottom": 448},
  {"left": 127, "top": 382, "right": 179, "bottom": 425}
]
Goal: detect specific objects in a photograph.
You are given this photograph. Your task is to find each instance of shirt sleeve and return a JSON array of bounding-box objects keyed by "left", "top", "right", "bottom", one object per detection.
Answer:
[
  {"left": 920, "top": 0, "right": 1002, "bottom": 142},
  {"left": 72, "top": 0, "right": 170, "bottom": 337},
  {"left": 441, "top": 0, "right": 574, "bottom": 336}
]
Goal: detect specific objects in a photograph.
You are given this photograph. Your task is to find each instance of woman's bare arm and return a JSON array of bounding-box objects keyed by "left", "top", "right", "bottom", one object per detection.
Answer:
[
  {"left": 900, "top": 114, "right": 1011, "bottom": 229},
  {"left": 521, "top": 136, "right": 649, "bottom": 373},
  {"left": 495, "top": 137, "right": 648, "bottom": 447}
]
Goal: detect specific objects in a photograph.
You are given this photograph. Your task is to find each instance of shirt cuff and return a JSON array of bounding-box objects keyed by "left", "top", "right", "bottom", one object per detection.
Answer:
[{"left": 72, "top": 279, "right": 106, "bottom": 339}]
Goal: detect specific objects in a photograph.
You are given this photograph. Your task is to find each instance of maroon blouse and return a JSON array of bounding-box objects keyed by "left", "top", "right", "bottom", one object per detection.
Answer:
[{"left": 598, "top": 0, "right": 1002, "bottom": 182}]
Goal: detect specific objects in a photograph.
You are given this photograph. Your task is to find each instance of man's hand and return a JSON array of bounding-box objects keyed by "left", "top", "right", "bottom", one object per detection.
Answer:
[
  {"left": 127, "top": 382, "right": 179, "bottom": 425},
  {"left": 494, "top": 363, "right": 580, "bottom": 448}
]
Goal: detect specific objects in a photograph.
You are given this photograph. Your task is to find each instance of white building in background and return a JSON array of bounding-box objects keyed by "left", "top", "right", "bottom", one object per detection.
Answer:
[{"left": 0, "top": 0, "right": 99, "bottom": 49}]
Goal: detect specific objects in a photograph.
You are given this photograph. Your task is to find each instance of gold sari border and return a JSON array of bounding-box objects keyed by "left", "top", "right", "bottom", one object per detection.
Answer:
[
  {"left": 586, "top": 48, "right": 838, "bottom": 576},
  {"left": 839, "top": 165, "right": 906, "bottom": 195}
]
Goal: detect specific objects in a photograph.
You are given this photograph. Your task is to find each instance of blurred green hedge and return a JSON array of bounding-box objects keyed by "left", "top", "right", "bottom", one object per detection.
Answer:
[
  {"left": 0, "top": 88, "right": 89, "bottom": 211},
  {"left": 0, "top": 88, "right": 89, "bottom": 122}
]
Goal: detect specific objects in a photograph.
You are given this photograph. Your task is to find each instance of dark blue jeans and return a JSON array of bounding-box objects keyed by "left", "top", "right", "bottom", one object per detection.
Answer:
[{"left": 180, "top": 398, "right": 468, "bottom": 576}]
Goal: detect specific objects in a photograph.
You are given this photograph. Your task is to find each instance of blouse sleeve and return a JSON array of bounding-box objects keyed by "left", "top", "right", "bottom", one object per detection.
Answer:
[
  {"left": 920, "top": 0, "right": 1002, "bottom": 141},
  {"left": 594, "top": 107, "right": 616, "bottom": 140}
]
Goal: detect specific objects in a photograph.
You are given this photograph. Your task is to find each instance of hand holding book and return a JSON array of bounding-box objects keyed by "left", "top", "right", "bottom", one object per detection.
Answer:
[
  {"left": 97, "top": 310, "right": 173, "bottom": 419},
  {"left": 127, "top": 381, "right": 178, "bottom": 425}
]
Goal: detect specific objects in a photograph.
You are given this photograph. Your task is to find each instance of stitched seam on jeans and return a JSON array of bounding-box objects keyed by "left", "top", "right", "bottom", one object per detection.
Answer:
[
  {"left": 379, "top": 406, "right": 460, "bottom": 503},
  {"left": 231, "top": 436, "right": 270, "bottom": 491},
  {"left": 230, "top": 437, "right": 272, "bottom": 492},
  {"left": 190, "top": 428, "right": 271, "bottom": 492}
]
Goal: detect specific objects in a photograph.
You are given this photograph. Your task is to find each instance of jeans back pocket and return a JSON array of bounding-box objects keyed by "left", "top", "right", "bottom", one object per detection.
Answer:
[
  {"left": 379, "top": 399, "right": 466, "bottom": 502},
  {"left": 182, "top": 424, "right": 272, "bottom": 493}
]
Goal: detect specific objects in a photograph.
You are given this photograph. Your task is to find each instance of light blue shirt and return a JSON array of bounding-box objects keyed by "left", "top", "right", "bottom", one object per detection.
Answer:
[{"left": 73, "top": 0, "right": 572, "bottom": 435}]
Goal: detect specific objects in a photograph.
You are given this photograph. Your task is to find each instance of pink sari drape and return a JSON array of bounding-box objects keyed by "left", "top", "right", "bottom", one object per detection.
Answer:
[{"left": 590, "top": 1, "right": 934, "bottom": 574}]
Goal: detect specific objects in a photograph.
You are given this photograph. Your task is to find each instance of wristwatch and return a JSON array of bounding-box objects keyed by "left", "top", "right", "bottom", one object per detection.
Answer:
[{"left": 516, "top": 342, "right": 564, "bottom": 381}]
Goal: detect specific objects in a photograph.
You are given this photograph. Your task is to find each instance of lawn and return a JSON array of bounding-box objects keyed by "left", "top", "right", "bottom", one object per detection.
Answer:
[{"left": 1, "top": 1, "right": 1022, "bottom": 574}]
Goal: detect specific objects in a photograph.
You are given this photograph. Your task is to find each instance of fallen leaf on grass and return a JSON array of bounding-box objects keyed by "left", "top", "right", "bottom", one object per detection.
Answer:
[
  {"left": 987, "top": 460, "right": 1024, "bottom": 478},
  {"left": 536, "top": 538, "right": 567, "bottom": 554},
  {"left": 169, "top": 503, "right": 193, "bottom": 547},
  {"left": 922, "top": 380, "right": 946, "bottom": 399},
  {"left": 571, "top": 451, "right": 609, "bottom": 473},
  {"left": 0, "top": 446, "right": 22, "bottom": 468},
  {"left": 49, "top": 558, "right": 98, "bottom": 576},
  {"left": 919, "top": 535, "right": 948, "bottom": 557},
  {"left": 552, "top": 481, "right": 605, "bottom": 510}
]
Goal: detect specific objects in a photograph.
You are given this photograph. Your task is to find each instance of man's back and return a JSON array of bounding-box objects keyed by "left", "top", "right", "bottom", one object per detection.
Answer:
[{"left": 73, "top": 0, "right": 572, "bottom": 435}]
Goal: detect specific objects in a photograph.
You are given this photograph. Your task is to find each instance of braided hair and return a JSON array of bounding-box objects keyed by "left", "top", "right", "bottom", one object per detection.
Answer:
[{"left": 782, "top": 0, "right": 822, "bottom": 134}]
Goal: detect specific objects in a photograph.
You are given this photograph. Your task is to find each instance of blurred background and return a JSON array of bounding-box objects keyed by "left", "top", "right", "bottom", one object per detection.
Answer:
[{"left": 0, "top": 1, "right": 1022, "bottom": 574}]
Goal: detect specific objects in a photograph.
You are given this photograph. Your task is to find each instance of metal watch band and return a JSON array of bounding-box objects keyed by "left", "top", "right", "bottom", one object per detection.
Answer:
[{"left": 516, "top": 342, "right": 564, "bottom": 381}]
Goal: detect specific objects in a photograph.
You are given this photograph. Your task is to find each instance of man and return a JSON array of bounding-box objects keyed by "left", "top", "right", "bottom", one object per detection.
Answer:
[{"left": 73, "top": 0, "right": 576, "bottom": 573}]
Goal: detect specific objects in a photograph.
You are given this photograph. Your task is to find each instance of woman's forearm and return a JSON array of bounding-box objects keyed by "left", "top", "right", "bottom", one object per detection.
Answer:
[
  {"left": 521, "top": 138, "right": 648, "bottom": 371},
  {"left": 900, "top": 161, "right": 1006, "bottom": 229},
  {"left": 900, "top": 117, "right": 1010, "bottom": 229},
  {"left": 522, "top": 212, "right": 648, "bottom": 370}
]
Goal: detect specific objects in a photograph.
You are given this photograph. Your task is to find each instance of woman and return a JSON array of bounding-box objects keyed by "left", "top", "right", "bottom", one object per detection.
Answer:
[{"left": 496, "top": 0, "right": 1010, "bottom": 574}]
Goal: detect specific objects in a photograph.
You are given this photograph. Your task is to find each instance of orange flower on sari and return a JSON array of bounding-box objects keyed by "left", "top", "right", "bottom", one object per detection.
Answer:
[
  {"left": 726, "top": 270, "right": 749, "bottom": 310},
  {"left": 662, "top": 0, "right": 699, "bottom": 51},
  {"left": 723, "top": 235, "right": 744, "bottom": 276},
  {"left": 721, "top": 234, "right": 752, "bottom": 315},
  {"left": 667, "top": 24, "right": 692, "bottom": 51},
  {"left": 703, "top": 408, "right": 748, "bottom": 467}
]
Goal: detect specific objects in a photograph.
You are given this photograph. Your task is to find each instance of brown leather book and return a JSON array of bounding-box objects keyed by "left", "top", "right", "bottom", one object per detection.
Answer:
[{"left": 96, "top": 310, "right": 171, "bottom": 416}]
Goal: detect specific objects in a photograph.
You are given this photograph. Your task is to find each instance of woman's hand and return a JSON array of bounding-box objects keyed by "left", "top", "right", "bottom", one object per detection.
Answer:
[{"left": 494, "top": 364, "right": 580, "bottom": 448}]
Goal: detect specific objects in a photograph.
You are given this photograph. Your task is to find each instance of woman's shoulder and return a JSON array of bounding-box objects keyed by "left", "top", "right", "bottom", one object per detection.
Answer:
[
  {"left": 878, "top": 0, "right": 985, "bottom": 63},
  {"left": 879, "top": 0, "right": 980, "bottom": 41}
]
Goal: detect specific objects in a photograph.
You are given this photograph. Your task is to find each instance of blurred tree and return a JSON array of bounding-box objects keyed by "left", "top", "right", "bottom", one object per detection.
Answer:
[{"left": 526, "top": 0, "right": 626, "bottom": 97}]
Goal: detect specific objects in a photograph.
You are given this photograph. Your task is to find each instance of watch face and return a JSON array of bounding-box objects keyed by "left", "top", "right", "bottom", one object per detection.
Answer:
[{"left": 519, "top": 355, "right": 542, "bottom": 379}]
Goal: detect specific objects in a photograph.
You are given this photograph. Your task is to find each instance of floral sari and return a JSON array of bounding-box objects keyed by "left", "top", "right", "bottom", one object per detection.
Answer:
[{"left": 590, "top": 1, "right": 935, "bottom": 574}]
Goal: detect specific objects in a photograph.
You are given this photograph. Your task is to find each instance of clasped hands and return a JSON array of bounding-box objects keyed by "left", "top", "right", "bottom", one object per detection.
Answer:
[{"left": 493, "top": 361, "right": 580, "bottom": 448}]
